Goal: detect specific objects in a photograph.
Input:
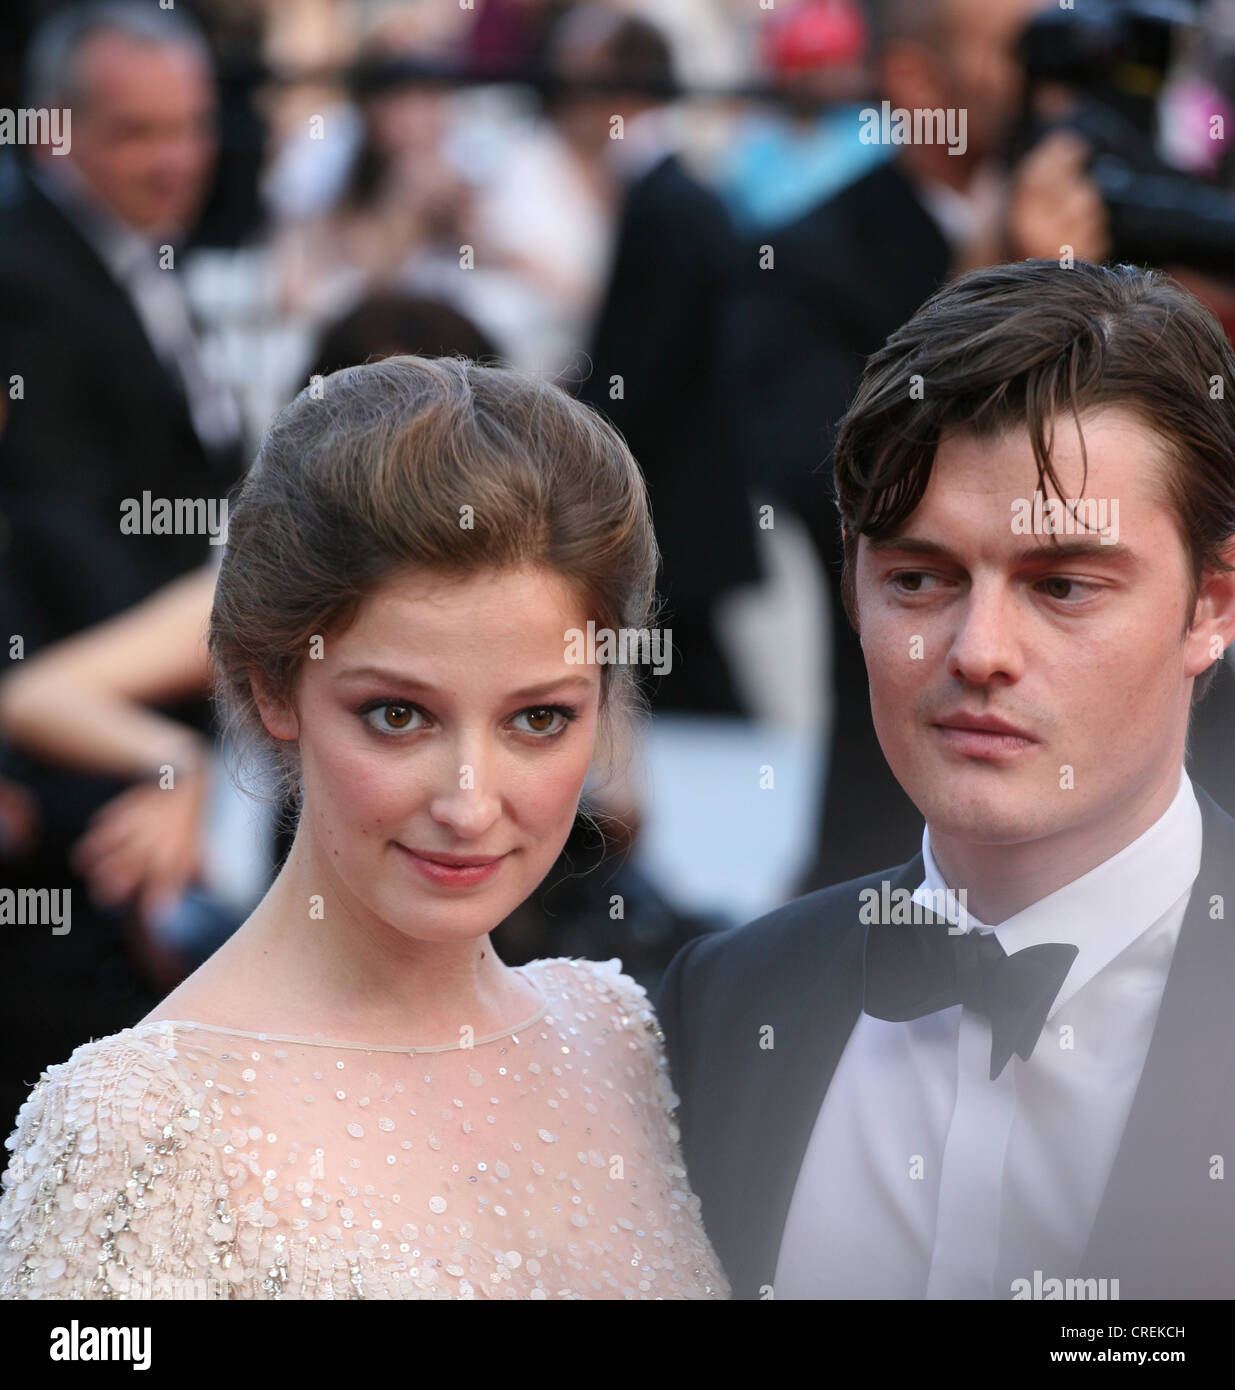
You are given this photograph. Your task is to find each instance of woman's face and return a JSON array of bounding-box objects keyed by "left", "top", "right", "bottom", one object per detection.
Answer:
[{"left": 258, "top": 564, "right": 603, "bottom": 945}]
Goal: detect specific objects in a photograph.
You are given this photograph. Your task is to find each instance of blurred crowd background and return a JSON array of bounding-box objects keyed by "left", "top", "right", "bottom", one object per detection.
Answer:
[{"left": 4, "top": 0, "right": 1235, "bottom": 1131}]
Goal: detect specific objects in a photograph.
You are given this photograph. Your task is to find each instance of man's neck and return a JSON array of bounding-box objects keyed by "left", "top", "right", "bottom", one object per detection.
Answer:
[
  {"left": 898, "top": 141, "right": 976, "bottom": 195},
  {"left": 927, "top": 764, "right": 1186, "bottom": 925},
  {"left": 30, "top": 154, "right": 175, "bottom": 249}
]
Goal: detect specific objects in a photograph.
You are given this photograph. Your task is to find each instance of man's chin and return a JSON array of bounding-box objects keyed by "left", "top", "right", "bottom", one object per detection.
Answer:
[
  {"left": 920, "top": 810, "right": 1048, "bottom": 850},
  {"left": 152, "top": 219, "right": 189, "bottom": 241},
  {"left": 131, "top": 202, "right": 194, "bottom": 239},
  {"left": 903, "top": 776, "right": 1057, "bottom": 850}
]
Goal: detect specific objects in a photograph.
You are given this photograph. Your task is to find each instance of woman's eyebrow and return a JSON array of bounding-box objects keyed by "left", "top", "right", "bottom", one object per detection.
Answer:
[
  {"left": 334, "top": 667, "right": 595, "bottom": 701},
  {"left": 505, "top": 675, "right": 596, "bottom": 701}
]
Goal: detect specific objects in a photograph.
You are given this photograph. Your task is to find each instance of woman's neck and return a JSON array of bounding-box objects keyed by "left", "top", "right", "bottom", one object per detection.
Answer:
[{"left": 204, "top": 833, "right": 540, "bottom": 1046}]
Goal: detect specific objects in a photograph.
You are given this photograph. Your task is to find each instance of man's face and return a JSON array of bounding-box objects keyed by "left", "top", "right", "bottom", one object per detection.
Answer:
[
  {"left": 854, "top": 408, "right": 1213, "bottom": 855},
  {"left": 59, "top": 32, "right": 216, "bottom": 235},
  {"left": 931, "top": 0, "right": 1048, "bottom": 159}
]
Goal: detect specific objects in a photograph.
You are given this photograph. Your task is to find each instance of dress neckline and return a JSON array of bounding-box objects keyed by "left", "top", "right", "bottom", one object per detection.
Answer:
[{"left": 126, "top": 965, "right": 552, "bottom": 1054}]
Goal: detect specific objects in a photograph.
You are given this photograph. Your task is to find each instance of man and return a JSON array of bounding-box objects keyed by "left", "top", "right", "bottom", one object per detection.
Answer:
[
  {"left": 576, "top": 14, "right": 762, "bottom": 716},
  {"left": 0, "top": 1, "right": 242, "bottom": 657},
  {"left": 659, "top": 259, "right": 1235, "bottom": 1299},
  {"left": 0, "top": 2, "right": 242, "bottom": 1133}
]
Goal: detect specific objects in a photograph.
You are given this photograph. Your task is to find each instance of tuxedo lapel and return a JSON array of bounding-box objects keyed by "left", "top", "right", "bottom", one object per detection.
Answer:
[
  {"left": 1081, "top": 785, "right": 1235, "bottom": 1296},
  {"left": 738, "top": 853, "right": 925, "bottom": 1296}
]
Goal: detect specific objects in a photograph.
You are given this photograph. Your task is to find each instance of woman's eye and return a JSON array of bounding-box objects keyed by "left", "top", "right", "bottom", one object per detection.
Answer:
[
  {"left": 511, "top": 706, "right": 572, "bottom": 737},
  {"left": 362, "top": 702, "right": 426, "bottom": 735}
]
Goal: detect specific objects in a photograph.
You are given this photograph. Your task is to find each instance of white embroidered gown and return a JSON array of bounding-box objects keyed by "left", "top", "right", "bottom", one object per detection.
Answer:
[{"left": 0, "top": 957, "right": 728, "bottom": 1299}]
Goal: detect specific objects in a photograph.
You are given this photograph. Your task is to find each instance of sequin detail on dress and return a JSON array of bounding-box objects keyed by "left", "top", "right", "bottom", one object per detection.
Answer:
[{"left": 0, "top": 957, "right": 728, "bottom": 1299}]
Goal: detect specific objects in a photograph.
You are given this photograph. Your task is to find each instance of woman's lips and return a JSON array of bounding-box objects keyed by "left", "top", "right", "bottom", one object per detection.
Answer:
[{"left": 395, "top": 844, "right": 508, "bottom": 888}]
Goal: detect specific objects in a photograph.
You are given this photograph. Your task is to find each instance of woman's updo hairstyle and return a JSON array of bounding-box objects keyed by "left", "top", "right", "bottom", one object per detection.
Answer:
[{"left": 209, "top": 355, "right": 660, "bottom": 810}]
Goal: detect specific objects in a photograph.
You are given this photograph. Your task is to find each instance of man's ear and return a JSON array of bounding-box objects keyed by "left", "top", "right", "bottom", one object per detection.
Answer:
[
  {"left": 879, "top": 40, "right": 945, "bottom": 118},
  {"left": 249, "top": 666, "right": 299, "bottom": 742},
  {"left": 1183, "top": 538, "right": 1235, "bottom": 679}
]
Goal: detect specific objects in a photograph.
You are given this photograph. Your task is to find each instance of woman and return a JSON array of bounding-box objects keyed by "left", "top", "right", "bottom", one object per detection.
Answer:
[{"left": 0, "top": 356, "right": 728, "bottom": 1300}]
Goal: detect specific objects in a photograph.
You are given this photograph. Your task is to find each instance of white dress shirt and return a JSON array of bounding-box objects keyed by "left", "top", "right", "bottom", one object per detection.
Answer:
[{"left": 774, "top": 768, "right": 1203, "bottom": 1298}]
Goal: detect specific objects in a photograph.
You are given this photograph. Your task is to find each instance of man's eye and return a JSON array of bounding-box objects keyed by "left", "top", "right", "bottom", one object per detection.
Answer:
[
  {"left": 891, "top": 572, "right": 936, "bottom": 593},
  {"left": 511, "top": 706, "right": 575, "bottom": 737},
  {"left": 1039, "top": 577, "right": 1098, "bottom": 602},
  {"left": 361, "top": 702, "right": 427, "bottom": 735}
]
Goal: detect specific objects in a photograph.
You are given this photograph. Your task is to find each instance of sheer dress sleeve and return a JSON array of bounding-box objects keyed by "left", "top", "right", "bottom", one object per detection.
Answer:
[{"left": 1, "top": 1032, "right": 225, "bottom": 1299}]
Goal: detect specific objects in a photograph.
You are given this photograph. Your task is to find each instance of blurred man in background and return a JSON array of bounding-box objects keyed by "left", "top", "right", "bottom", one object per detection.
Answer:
[
  {"left": 0, "top": 0, "right": 242, "bottom": 645},
  {"left": 577, "top": 9, "right": 762, "bottom": 716}
]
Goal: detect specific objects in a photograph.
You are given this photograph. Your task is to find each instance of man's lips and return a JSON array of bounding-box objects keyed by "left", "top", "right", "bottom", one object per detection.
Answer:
[
  {"left": 932, "top": 713, "right": 1037, "bottom": 740},
  {"left": 930, "top": 711, "right": 1039, "bottom": 759}
]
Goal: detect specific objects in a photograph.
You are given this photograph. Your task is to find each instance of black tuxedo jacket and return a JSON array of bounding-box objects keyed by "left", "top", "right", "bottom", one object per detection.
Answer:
[
  {"left": 0, "top": 164, "right": 244, "bottom": 652},
  {"left": 657, "top": 783, "right": 1235, "bottom": 1299},
  {"left": 720, "top": 158, "right": 950, "bottom": 522},
  {"left": 578, "top": 152, "right": 760, "bottom": 607},
  {"left": 577, "top": 153, "right": 761, "bottom": 715}
]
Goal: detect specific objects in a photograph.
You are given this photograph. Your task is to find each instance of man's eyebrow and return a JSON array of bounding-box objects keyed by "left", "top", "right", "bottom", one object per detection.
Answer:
[
  {"left": 1014, "top": 540, "right": 1137, "bottom": 566},
  {"left": 865, "top": 536, "right": 953, "bottom": 559},
  {"left": 864, "top": 535, "right": 1137, "bottom": 566},
  {"left": 334, "top": 667, "right": 596, "bottom": 700}
]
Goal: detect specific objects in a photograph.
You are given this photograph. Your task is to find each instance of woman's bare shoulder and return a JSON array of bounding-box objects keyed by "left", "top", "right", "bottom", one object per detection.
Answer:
[{"left": 138, "top": 931, "right": 275, "bottom": 1032}]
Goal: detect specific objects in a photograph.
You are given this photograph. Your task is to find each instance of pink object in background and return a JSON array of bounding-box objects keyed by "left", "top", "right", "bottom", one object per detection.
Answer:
[
  {"left": 762, "top": 0, "right": 867, "bottom": 77},
  {"left": 1160, "top": 76, "right": 1235, "bottom": 176}
]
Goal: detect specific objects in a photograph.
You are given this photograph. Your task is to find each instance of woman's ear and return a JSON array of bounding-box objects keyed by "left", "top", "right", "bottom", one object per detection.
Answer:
[{"left": 248, "top": 666, "right": 300, "bottom": 742}]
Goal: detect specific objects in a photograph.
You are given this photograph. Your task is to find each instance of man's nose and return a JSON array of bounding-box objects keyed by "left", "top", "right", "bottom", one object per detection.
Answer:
[{"left": 945, "top": 584, "right": 1025, "bottom": 686}]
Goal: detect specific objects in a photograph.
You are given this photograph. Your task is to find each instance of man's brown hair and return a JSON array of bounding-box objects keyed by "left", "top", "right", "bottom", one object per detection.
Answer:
[{"left": 832, "top": 259, "right": 1235, "bottom": 701}]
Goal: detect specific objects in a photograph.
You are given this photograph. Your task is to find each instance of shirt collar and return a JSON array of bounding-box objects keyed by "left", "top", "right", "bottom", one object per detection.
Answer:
[
  {"left": 29, "top": 157, "right": 157, "bottom": 283},
  {"left": 608, "top": 106, "right": 680, "bottom": 184},
  {"left": 917, "top": 768, "right": 1202, "bottom": 1012},
  {"left": 910, "top": 174, "right": 980, "bottom": 252}
]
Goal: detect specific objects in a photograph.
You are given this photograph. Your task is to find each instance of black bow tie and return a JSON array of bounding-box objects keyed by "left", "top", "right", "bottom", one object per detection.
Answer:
[{"left": 863, "top": 916, "right": 1078, "bottom": 1079}]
